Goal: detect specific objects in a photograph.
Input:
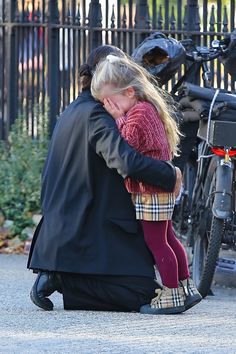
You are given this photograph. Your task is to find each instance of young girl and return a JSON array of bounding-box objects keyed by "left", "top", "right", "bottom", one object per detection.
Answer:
[{"left": 91, "top": 55, "right": 201, "bottom": 314}]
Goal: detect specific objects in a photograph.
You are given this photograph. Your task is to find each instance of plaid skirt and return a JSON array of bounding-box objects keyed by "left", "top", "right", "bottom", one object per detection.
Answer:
[{"left": 131, "top": 193, "right": 175, "bottom": 221}]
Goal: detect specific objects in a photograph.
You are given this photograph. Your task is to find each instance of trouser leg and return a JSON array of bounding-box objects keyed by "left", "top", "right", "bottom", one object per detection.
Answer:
[{"left": 60, "top": 274, "right": 157, "bottom": 311}]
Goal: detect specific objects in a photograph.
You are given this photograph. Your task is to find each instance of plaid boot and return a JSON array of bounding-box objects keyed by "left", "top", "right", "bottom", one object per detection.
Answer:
[
  {"left": 140, "top": 286, "right": 185, "bottom": 315},
  {"left": 180, "top": 278, "right": 202, "bottom": 311}
]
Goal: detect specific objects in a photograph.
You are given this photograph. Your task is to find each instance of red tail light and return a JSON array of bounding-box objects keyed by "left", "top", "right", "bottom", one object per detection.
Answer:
[{"left": 211, "top": 147, "right": 236, "bottom": 157}]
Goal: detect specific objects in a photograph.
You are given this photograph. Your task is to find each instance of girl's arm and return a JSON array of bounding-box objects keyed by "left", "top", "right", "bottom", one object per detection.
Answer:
[{"left": 88, "top": 103, "right": 176, "bottom": 192}]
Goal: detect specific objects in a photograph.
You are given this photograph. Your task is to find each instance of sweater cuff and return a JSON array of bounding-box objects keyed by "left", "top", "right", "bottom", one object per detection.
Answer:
[{"left": 116, "top": 115, "right": 127, "bottom": 129}]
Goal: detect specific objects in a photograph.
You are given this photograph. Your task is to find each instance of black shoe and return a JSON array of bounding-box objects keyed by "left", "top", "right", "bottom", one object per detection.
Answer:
[{"left": 30, "top": 271, "right": 61, "bottom": 311}]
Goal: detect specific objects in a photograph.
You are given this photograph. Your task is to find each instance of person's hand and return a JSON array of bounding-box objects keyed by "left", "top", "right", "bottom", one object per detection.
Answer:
[
  {"left": 103, "top": 98, "right": 125, "bottom": 120},
  {"left": 174, "top": 167, "right": 182, "bottom": 198}
]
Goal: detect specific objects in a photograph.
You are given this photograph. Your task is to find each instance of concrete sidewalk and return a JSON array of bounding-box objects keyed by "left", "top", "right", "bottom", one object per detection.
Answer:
[{"left": 0, "top": 254, "right": 236, "bottom": 354}]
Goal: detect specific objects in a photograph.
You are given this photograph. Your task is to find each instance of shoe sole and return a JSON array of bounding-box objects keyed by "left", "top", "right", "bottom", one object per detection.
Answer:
[
  {"left": 30, "top": 274, "right": 54, "bottom": 311},
  {"left": 184, "top": 294, "right": 202, "bottom": 311},
  {"left": 30, "top": 289, "right": 53, "bottom": 311},
  {"left": 140, "top": 304, "right": 185, "bottom": 315}
]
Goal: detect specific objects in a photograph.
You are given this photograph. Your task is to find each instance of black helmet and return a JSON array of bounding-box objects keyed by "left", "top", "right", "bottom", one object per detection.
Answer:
[{"left": 132, "top": 32, "right": 186, "bottom": 85}]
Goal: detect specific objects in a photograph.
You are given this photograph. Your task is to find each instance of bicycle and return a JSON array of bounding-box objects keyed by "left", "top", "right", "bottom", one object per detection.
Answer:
[
  {"left": 177, "top": 82, "right": 236, "bottom": 297},
  {"left": 132, "top": 32, "right": 236, "bottom": 297},
  {"left": 172, "top": 39, "right": 236, "bottom": 297},
  {"left": 172, "top": 38, "right": 229, "bottom": 248}
]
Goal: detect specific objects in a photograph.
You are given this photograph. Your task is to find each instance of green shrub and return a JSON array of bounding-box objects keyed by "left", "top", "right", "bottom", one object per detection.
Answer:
[{"left": 0, "top": 115, "right": 49, "bottom": 238}]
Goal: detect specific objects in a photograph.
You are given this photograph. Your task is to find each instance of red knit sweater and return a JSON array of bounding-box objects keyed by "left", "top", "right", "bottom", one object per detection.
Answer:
[{"left": 116, "top": 101, "right": 171, "bottom": 194}]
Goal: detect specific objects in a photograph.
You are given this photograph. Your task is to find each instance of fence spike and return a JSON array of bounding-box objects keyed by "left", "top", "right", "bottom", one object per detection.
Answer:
[
  {"left": 145, "top": 3, "right": 151, "bottom": 30},
  {"left": 122, "top": 4, "right": 127, "bottom": 29},
  {"left": 135, "top": 0, "right": 151, "bottom": 30},
  {"left": 48, "top": 1, "right": 60, "bottom": 24},
  {"left": 152, "top": 0, "right": 157, "bottom": 29},
  {"left": 183, "top": 5, "right": 188, "bottom": 31},
  {"left": 170, "top": 6, "right": 176, "bottom": 31},
  {"left": 88, "top": 0, "right": 102, "bottom": 27},
  {"left": 111, "top": 4, "right": 115, "bottom": 28},
  {"left": 75, "top": 3, "right": 81, "bottom": 25},
  {"left": 20, "top": 1, "right": 24, "bottom": 22},
  {"left": 15, "top": 0, "right": 20, "bottom": 22},
  {"left": 209, "top": 4, "right": 215, "bottom": 32},
  {"left": 23, "top": 1, "right": 30, "bottom": 22},
  {"left": 222, "top": 5, "right": 228, "bottom": 33},
  {"left": 157, "top": 5, "right": 163, "bottom": 30},
  {"left": 35, "top": 1, "right": 41, "bottom": 23},
  {"left": 195, "top": 5, "right": 201, "bottom": 31},
  {"left": 66, "top": 4, "right": 72, "bottom": 24},
  {"left": 88, "top": 0, "right": 103, "bottom": 49},
  {"left": 71, "top": 0, "right": 76, "bottom": 24}
]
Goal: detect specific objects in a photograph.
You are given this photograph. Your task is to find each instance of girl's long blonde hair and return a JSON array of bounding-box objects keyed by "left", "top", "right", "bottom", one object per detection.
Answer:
[{"left": 91, "top": 55, "right": 180, "bottom": 156}]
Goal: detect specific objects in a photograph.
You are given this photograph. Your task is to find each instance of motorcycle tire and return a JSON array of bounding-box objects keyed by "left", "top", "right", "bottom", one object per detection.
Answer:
[{"left": 193, "top": 217, "right": 224, "bottom": 298}]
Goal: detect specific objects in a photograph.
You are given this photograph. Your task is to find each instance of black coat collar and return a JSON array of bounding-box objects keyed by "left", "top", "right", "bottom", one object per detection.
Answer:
[{"left": 80, "top": 88, "right": 92, "bottom": 98}]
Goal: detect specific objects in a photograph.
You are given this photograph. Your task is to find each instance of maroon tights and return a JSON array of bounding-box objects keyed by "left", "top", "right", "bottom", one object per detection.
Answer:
[{"left": 141, "top": 220, "right": 190, "bottom": 288}]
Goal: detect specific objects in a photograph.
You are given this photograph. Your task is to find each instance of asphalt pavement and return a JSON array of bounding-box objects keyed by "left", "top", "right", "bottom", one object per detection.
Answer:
[{"left": 0, "top": 254, "right": 236, "bottom": 354}]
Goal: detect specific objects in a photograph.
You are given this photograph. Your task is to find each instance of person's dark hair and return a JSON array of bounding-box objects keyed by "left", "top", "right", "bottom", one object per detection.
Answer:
[{"left": 78, "top": 45, "right": 126, "bottom": 90}]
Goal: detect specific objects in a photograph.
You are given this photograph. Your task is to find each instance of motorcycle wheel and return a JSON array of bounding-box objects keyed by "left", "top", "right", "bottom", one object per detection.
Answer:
[{"left": 193, "top": 217, "right": 224, "bottom": 298}]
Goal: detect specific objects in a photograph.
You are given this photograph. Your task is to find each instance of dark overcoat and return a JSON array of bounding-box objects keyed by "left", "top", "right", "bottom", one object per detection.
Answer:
[{"left": 27, "top": 90, "right": 176, "bottom": 278}]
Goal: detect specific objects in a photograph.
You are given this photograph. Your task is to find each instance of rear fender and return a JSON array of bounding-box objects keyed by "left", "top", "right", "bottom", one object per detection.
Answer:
[{"left": 212, "top": 161, "right": 233, "bottom": 219}]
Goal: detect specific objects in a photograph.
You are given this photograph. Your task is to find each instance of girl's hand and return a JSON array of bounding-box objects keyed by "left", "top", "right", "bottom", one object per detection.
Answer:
[
  {"left": 174, "top": 167, "right": 182, "bottom": 198},
  {"left": 103, "top": 98, "right": 125, "bottom": 120}
]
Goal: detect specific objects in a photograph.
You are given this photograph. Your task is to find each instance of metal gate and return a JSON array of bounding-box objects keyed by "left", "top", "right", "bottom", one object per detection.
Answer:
[{"left": 0, "top": 0, "right": 235, "bottom": 139}]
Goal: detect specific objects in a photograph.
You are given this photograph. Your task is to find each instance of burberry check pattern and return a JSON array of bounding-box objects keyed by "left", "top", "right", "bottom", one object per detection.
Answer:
[
  {"left": 186, "top": 278, "right": 199, "bottom": 296},
  {"left": 131, "top": 193, "right": 175, "bottom": 221},
  {"left": 151, "top": 286, "right": 185, "bottom": 309},
  {"left": 180, "top": 278, "right": 202, "bottom": 310}
]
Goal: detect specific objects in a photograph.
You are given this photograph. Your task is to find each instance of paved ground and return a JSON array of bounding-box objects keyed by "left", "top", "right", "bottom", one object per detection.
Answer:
[{"left": 0, "top": 254, "right": 236, "bottom": 354}]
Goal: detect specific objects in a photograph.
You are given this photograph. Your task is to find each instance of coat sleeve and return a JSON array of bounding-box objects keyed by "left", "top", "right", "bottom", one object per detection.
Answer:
[{"left": 88, "top": 103, "right": 176, "bottom": 192}]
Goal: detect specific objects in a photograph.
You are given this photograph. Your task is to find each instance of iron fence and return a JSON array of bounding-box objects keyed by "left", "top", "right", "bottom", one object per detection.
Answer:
[{"left": 0, "top": 0, "right": 235, "bottom": 139}]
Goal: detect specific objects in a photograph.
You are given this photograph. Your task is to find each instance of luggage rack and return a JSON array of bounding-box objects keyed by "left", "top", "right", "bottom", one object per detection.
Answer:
[
  {"left": 181, "top": 84, "right": 236, "bottom": 148},
  {"left": 198, "top": 119, "right": 236, "bottom": 148}
]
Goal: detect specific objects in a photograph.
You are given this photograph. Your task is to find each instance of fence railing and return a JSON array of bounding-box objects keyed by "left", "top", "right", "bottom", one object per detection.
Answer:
[{"left": 0, "top": 0, "right": 235, "bottom": 139}]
